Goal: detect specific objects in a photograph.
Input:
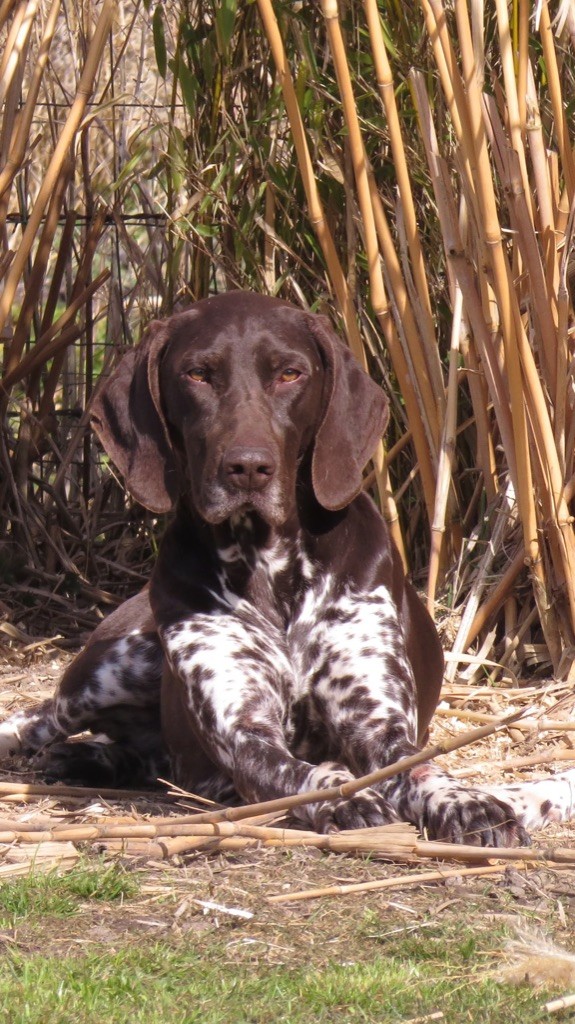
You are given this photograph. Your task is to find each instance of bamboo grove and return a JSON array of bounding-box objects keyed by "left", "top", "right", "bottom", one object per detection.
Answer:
[{"left": 1, "top": 0, "right": 575, "bottom": 683}]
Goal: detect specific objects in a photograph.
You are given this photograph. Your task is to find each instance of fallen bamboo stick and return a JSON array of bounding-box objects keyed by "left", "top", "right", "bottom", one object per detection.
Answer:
[
  {"left": 0, "top": 818, "right": 416, "bottom": 847},
  {"left": 436, "top": 708, "right": 575, "bottom": 733},
  {"left": 2, "top": 813, "right": 575, "bottom": 874},
  {"left": 544, "top": 993, "right": 575, "bottom": 1014},
  {"left": 267, "top": 864, "right": 506, "bottom": 903},
  {"left": 0, "top": 780, "right": 178, "bottom": 801},
  {"left": 453, "top": 749, "right": 575, "bottom": 776}
]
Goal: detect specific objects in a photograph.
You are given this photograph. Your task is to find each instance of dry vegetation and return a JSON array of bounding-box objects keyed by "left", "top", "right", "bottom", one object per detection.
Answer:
[{"left": 2, "top": 0, "right": 575, "bottom": 686}]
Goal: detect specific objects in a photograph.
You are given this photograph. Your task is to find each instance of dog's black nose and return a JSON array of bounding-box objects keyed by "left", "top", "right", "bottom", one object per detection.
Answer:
[{"left": 223, "top": 446, "right": 277, "bottom": 491}]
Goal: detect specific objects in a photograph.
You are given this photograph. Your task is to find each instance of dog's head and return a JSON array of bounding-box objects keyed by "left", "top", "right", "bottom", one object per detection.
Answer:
[{"left": 91, "top": 292, "right": 389, "bottom": 525}]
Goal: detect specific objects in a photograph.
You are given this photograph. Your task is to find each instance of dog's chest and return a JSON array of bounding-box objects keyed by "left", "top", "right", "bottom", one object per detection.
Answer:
[{"left": 215, "top": 533, "right": 317, "bottom": 625}]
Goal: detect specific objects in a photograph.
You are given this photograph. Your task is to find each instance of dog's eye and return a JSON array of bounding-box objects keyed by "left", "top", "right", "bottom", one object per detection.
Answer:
[
  {"left": 279, "top": 368, "right": 302, "bottom": 383},
  {"left": 187, "top": 368, "right": 209, "bottom": 383}
]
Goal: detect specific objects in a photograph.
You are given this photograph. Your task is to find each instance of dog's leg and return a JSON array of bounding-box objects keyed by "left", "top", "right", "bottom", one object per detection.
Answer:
[
  {"left": 0, "top": 698, "right": 60, "bottom": 758},
  {"left": 481, "top": 771, "right": 575, "bottom": 830},
  {"left": 298, "top": 582, "right": 530, "bottom": 846},
  {"left": 161, "top": 608, "right": 396, "bottom": 831},
  {"left": 0, "top": 591, "right": 165, "bottom": 786}
]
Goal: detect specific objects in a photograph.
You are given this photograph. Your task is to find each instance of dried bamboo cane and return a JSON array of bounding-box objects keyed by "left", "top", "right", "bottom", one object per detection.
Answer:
[
  {"left": 254, "top": 0, "right": 361, "bottom": 358},
  {"left": 525, "top": 63, "right": 557, "bottom": 297},
  {"left": 9, "top": 155, "right": 72, "bottom": 364},
  {"left": 537, "top": 0, "right": 575, "bottom": 202},
  {"left": 0, "top": 0, "right": 114, "bottom": 357},
  {"left": 320, "top": 0, "right": 438, "bottom": 526},
  {"left": 256, "top": 0, "right": 399, "bottom": 550},
  {"left": 425, "top": 0, "right": 566, "bottom": 660},
  {"left": 447, "top": 0, "right": 539, "bottom": 565},
  {"left": 269, "top": 840, "right": 575, "bottom": 902},
  {"left": 493, "top": 0, "right": 533, "bottom": 219},
  {"left": 0, "top": 0, "right": 20, "bottom": 33},
  {"left": 0, "top": 713, "right": 523, "bottom": 825},
  {"left": 0, "top": 0, "right": 61, "bottom": 201},
  {"left": 454, "top": 750, "right": 575, "bottom": 776},
  {"left": 446, "top": 484, "right": 516, "bottom": 681},
  {"left": 363, "top": 0, "right": 444, "bottom": 412},
  {"left": 427, "top": 285, "right": 462, "bottom": 615},
  {"left": 463, "top": 548, "right": 525, "bottom": 649},
  {"left": 268, "top": 865, "right": 506, "bottom": 903},
  {"left": 410, "top": 73, "right": 516, "bottom": 488},
  {"left": 0, "top": 0, "right": 38, "bottom": 106},
  {"left": 485, "top": 115, "right": 557, "bottom": 397},
  {"left": 0, "top": 272, "right": 110, "bottom": 391},
  {"left": 557, "top": 195, "right": 575, "bottom": 467}
]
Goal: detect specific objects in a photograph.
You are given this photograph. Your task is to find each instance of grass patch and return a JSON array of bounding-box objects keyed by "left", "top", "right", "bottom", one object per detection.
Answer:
[
  {"left": 0, "top": 939, "right": 553, "bottom": 1024},
  {"left": 0, "top": 912, "right": 557, "bottom": 1023},
  {"left": 0, "top": 863, "right": 563, "bottom": 1023},
  {"left": 0, "top": 862, "right": 139, "bottom": 924}
]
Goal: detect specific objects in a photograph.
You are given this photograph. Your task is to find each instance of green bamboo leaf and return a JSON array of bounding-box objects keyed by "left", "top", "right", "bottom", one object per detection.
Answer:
[
  {"left": 152, "top": 5, "right": 167, "bottom": 79},
  {"left": 172, "top": 58, "right": 198, "bottom": 115},
  {"left": 215, "top": 0, "right": 238, "bottom": 55}
]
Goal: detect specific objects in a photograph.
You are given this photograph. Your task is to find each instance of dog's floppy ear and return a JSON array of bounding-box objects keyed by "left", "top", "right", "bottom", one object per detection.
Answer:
[
  {"left": 91, "top": 320, "right": 178, "bottom": 513},
  {"left": 308, "top": 314, "right": 389, "bottom": 511}
]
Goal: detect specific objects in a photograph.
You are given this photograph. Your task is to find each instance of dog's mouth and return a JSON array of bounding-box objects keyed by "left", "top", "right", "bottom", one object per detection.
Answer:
[{"left": 197, "top": 482, "right": 290, "bottom": 528}]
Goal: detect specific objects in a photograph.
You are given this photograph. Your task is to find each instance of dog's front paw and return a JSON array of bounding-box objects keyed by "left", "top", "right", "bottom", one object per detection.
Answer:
[
  {"left": 295, "top": 787, "right": 398, "bottom": 833},
  {"left": 420, "top": 786, "right": 530, "bottom": 847},
  {"left": 293, "top": 762, "right": 398, "bottom": 833}
]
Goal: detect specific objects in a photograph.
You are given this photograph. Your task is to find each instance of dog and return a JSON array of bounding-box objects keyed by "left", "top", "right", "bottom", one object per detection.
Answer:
[{"left": 2, "top": 292, "right": 574, "bottom": 844}]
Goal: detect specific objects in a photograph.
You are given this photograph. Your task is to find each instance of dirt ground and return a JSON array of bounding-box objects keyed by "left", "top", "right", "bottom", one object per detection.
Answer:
[{"left": 1, "top": 640, "right": 575, "bottom": 978}]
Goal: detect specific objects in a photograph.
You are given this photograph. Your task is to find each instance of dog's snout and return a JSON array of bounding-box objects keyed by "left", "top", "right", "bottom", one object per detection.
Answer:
[{"left": 223, "top": 446, "right": 277, "bottom": 492}]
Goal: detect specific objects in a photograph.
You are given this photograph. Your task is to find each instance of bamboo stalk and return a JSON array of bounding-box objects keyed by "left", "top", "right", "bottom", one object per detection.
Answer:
[
  {"left": 437, "top": 709, "right": 575, "bottom": 734},
  {"left": 493, "top": 0, "right": 533, "bottom": 219},
  {"left": 426, "top": 0, "right": 569, "bottom": 661},
  {"left": 0, "top": 818, "right": 414, "bottom": 845},
  {"left": 363, "top": 0, "right": 444, "bottom": 411},
  {"left": 0, "top": 272, "right": 110, "bottom": 392},
  {"left": 9, "top": 155, "right": 72, "bottom": 367},
  {"left": 0, "top": 0, "right": 61, "bottom": 201},
  {"left": 0, "top": 708, "right": 525, "bottom": 824},
  {"left": 446, "top": 484, "right": 517, "bottom": 680},
  {"left": 454, "top": 749, "right": 575, "bottom": 776},
  {"left": 427, "top": 284, "right": 462, "bottom": 615},
  {"left": 255, "top": 0, "right": 362, "bottom": 358},
  {"left": 557, "top": 194, "right": 575, "bottom": 467},
  {"left": 320, "top": 0, "right": 438, "bottom": 526},
  {"left": 463, "top": 548, "right": 525, "bottom": 649},
  {"left": 268, "top": 865, "right": 506, "bottom": 903},
  {"left": 269, "top": 839, "right": 575, "bottom": 902},
  {"left": 0, "top": 0, "right": 20, "bottom": 33},
  {"left": 0, "top": 0, "right": 38, "bottom": 106},
  {"left": 0, "top": 0, "right": 114, "bottom": 355},
  {"left": 537, "top": 0, "right": 575, "bottom": 201},
  {"left": 525, "top": 62, "right": 557, "bottom": 301},
  {"left": 486, "top": 120, "right": 557, "bottom": 400},
  {"left": 410, "top": 72, "right": 517, "bottom": 488},
  {"left": 545, "top": 994, "right": 575, "bottom": 1015},
  {"left": 0, "top": 779, "right": 178, "bottom": 801}
]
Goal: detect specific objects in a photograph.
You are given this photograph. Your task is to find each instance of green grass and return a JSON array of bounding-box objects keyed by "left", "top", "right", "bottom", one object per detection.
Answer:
[
  {"left": 0, "top": 937, "right": 551, "bottom": 1024},
  {"left": 0, "top": 862, "right": 139, "bottom": 924},
  {"left": 0, "top": 867, "right": 558, "bottom": 1023}
]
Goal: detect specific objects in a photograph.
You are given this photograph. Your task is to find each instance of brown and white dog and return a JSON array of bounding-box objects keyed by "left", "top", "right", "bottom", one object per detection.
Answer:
[{"left": 2, "top": 292, "right": 573, "bottom": 843}]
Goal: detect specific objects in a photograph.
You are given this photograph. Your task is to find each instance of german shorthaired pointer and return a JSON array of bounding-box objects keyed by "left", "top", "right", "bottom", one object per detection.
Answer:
[{"left": 2, "top": 292, "right": 574, "bottom": 844}]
